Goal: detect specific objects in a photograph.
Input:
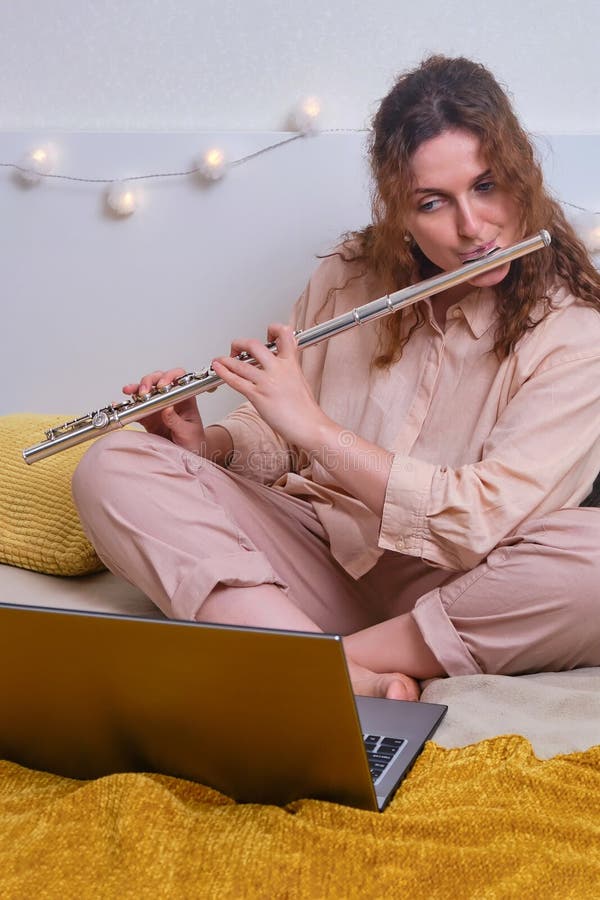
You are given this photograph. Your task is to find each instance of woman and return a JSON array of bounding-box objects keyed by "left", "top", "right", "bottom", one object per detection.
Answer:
[{"left": 73, "top": 56, "right": 600, "bottom": 701}]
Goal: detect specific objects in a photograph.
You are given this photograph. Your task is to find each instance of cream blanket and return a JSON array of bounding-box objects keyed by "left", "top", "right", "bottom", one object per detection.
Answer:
[{"left": 423, "top": 667, "right": 600, "bottom": 757}]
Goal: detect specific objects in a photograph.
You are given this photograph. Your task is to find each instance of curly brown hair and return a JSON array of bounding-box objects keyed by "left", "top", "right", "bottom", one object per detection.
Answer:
[{"left": 328, "top": 55, "right": 600, "bottom": 366}]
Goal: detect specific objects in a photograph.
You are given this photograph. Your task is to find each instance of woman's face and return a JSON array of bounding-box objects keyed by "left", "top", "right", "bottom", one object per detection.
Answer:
[{"left": 405, "top": 128, "right": 521, "bottom": 292}]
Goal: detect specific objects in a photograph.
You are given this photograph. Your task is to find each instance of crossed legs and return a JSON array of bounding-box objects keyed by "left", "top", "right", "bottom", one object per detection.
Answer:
[{"left": 72, "top": 431, "right": 600, "bottom": 700}]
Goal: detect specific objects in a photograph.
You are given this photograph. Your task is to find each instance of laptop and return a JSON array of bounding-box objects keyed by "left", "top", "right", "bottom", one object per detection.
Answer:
[{"left": 0, "top": 602, "right": 447, "bottom": 811}]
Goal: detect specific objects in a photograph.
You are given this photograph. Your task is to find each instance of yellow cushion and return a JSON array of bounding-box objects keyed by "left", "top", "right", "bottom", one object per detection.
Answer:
[{"left": 0, "top": 414, "right": 105, "bottom": 576}]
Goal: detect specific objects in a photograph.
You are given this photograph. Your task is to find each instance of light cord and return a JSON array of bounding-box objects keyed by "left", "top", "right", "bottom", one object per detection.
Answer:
[{"left": 1, "top": 131, "right": 599, "bottom": 220}]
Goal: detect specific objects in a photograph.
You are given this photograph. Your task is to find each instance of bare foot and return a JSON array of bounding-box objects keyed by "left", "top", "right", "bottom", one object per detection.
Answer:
[{"left": 347, "top": 658, "right": 421, "bottom": 701}]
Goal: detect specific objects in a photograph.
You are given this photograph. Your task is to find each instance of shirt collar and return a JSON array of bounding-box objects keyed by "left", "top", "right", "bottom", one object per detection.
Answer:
[{"left": 453, "top": 287, "right": 498, "bottom": 339}]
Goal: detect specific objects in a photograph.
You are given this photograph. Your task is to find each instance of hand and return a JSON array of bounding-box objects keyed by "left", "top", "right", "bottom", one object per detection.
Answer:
[
  {"left": 211, "top": 324, "right": 328, "bottom": 448},
  {"left": 122, "top": 368, "right": 208, "bottom": 453}
]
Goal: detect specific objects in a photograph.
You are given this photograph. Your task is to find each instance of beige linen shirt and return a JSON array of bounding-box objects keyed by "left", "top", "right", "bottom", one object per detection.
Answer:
[{"left": 218, "top": 252, "right": 600, "bottom": 578}]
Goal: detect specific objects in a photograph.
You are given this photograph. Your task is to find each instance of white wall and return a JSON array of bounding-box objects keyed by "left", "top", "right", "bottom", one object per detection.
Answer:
[
  {"left": 2, "top": 131, "right": 372, "bottom": 419},
  {"left": 1, "top": 0, "right": 599, "bottom": 133},
  {"left": 2, "top": 132, "right": 599, "bottom": 423}
]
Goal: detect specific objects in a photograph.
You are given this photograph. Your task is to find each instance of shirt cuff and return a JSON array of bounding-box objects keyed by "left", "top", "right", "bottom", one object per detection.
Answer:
[
  {"left": 378, "top": 453, "right": 435, "bottom": 557},
  {"left": 216, "top": 416, "right": 248, "bottom": 455},
  {"left": 216, "top": 414, "right": 291, "bottom": 484}
]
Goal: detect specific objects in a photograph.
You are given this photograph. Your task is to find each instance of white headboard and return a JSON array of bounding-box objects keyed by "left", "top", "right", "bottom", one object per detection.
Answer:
[{"left": 2, "top": 132, "right": 599, "bottom": 421}]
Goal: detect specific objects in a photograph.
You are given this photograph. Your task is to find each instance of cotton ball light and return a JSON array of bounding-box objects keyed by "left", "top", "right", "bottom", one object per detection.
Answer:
[
  {"left": 19, "top": 146, "right": 54, "bottom": 184},
  {"left": 571, "top": 211, "right": 600, "bottom": 256},
  {"left": 106, "top": 181, "right": 138, "bottom": 216},
  {"left": 290, "top": 97, "right": 321, "bottom": 135},
  {"left": 197, "top": 148, "right": 227, "bottom": 182},
  {"left": 586, "top": 222, "right": 600, "bottom": 255}
]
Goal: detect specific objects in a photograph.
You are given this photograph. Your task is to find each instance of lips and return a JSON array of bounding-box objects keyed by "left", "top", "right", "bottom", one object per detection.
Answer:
[{"left": 459, "top": 240, "right": 499, "bottom": 264}]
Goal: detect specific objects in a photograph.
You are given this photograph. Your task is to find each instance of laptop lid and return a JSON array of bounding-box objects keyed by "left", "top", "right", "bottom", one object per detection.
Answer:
[{"left": 0, "top": 603, "right": 446, "bottom": 811}]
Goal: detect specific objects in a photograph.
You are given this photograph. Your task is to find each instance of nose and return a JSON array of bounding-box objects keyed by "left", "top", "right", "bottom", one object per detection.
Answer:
[{"left": 455, "top": 199, "right": 482, "bottom": 240}]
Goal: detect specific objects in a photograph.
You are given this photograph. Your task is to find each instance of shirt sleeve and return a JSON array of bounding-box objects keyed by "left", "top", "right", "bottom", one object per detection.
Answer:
[
  {"left": 216, "top": 401, "right": 295, "bottom": 485},
  {"left": 378, "top": 350, "right": 600, "bottom": 571},
  {"left": 215, "top": 286, "right": 311, "bottom": 485},
  {"left": 215, "top": 250, "right": 357, "bottom": 484}
]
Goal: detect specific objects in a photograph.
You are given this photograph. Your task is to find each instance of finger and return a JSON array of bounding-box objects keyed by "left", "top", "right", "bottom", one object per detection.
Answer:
[
  {"left": 226, "top": 339, "right": 274, "bottom": 370},
  {"left": 242, "top": 338, "right": 279, "bottom": 369},
  {"left": 136, "top": 370, "right": 166, "bottom": 396},
  {"left": 160, "top": 406, "right": 178, "bottom": 426},
  {"left": 266, "top": 323, "right": 297, "bottom": 358},
  {"left": 211, "top": 358, "right": 256, "bottom": 397},
  {"left": 156, "top": 367, "right": 186, "bottom": 389},
  {"left": 229, "top": 335, "right": 276, "bottom": 358},
  {"left": 230, "top": 337, "right": 251, "bottom": 357},
  {"left": 266, "top": 322, "right": 289, "bottom": 340},
  {"left": 213, "top": 355, "right": 261, "bottom": 384}
]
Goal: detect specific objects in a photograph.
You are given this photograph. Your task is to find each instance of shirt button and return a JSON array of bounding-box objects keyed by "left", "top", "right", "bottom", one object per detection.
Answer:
[{"left": 395, "top": 537, "right": 405, "bottom": 550}]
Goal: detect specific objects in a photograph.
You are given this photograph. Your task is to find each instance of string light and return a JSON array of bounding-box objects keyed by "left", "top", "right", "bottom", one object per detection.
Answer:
[
  {"left": 197, "top": 147, "right": 227, "bottom": 181},
  {"left": 587, "top": 225, "right": 600, "bottom": 255},
  {"left": 564, "top": 207, "right": 600, "bottom": 256},
  {"left": 589, "top": 225, "right": 600, "bottom": 253},
  {"left": 106, "top": 181, "right": 138, "bottom": 216},
  {"left": 18, "top": 145, "right": 54, "bottom": 184},
  {"left": 0, "top": 133, "right": 309, "bottom": 190},
  {"left": 290, "top": 96, "right": 321, "bottom": 135},
  {"left": 584, "top": 223, "right": 600, "bottom": 255},
  {"left": 0, "top": 114, "right": 598, "bottom": 246}
]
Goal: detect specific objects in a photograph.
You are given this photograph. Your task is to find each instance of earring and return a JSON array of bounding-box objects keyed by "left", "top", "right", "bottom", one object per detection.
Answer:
[{"left": 403, "top": 233, "right": 412, "bottom": 243}]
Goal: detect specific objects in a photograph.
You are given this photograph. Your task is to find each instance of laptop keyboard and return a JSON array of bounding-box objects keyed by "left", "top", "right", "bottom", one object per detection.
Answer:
[{"left": 363, "top": 734, "right": 408, "bottom": 786}]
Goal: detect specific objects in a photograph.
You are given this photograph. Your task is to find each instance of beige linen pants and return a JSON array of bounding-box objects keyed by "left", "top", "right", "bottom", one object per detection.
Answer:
[{"left": 72, "top": 431, "right": 600, "bottom": 677}]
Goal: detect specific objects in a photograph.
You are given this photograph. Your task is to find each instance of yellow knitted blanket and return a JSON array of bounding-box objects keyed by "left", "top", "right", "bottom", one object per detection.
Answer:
[{"left": 1, "top": 736, "right": 599, "bottom": 898}]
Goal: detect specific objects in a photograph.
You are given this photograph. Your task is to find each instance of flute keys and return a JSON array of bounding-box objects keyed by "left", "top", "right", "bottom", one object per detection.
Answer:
[
  {"left": 92, "top": 411, "right": 110, "bottom": 429},
  {"left": 112, "top": 398, "right": 135, "bottom": 411},
  {"left": 206, "top": 368, "right": 218, "bottom": 392},
  {"left": 45, "top": 413, "right": 95, "bottom": 439},
  {"left": 177, "top": 373, "right": 197, "bottom": 386}
]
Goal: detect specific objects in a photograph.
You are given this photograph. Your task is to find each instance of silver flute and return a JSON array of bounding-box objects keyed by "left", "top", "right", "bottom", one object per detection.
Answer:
[{"left": 23, "top": 230, "right": 551, "bottom": 464}]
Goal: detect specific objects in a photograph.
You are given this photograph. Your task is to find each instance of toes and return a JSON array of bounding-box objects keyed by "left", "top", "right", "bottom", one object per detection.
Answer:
[
  {"left": 384, "top": 674, "right": 421, "bottom": 702},
  {"left": 346, "top": 658, "right": 421, "bottom": 701}
]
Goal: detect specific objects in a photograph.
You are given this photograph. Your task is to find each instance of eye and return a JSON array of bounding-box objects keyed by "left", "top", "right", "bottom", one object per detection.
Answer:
[
  {"left": 475, "top": 180, "right": 495, "bottom": 193},
  {"left": 418, "top": 197, "right": 443, "bottom": 213}
]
